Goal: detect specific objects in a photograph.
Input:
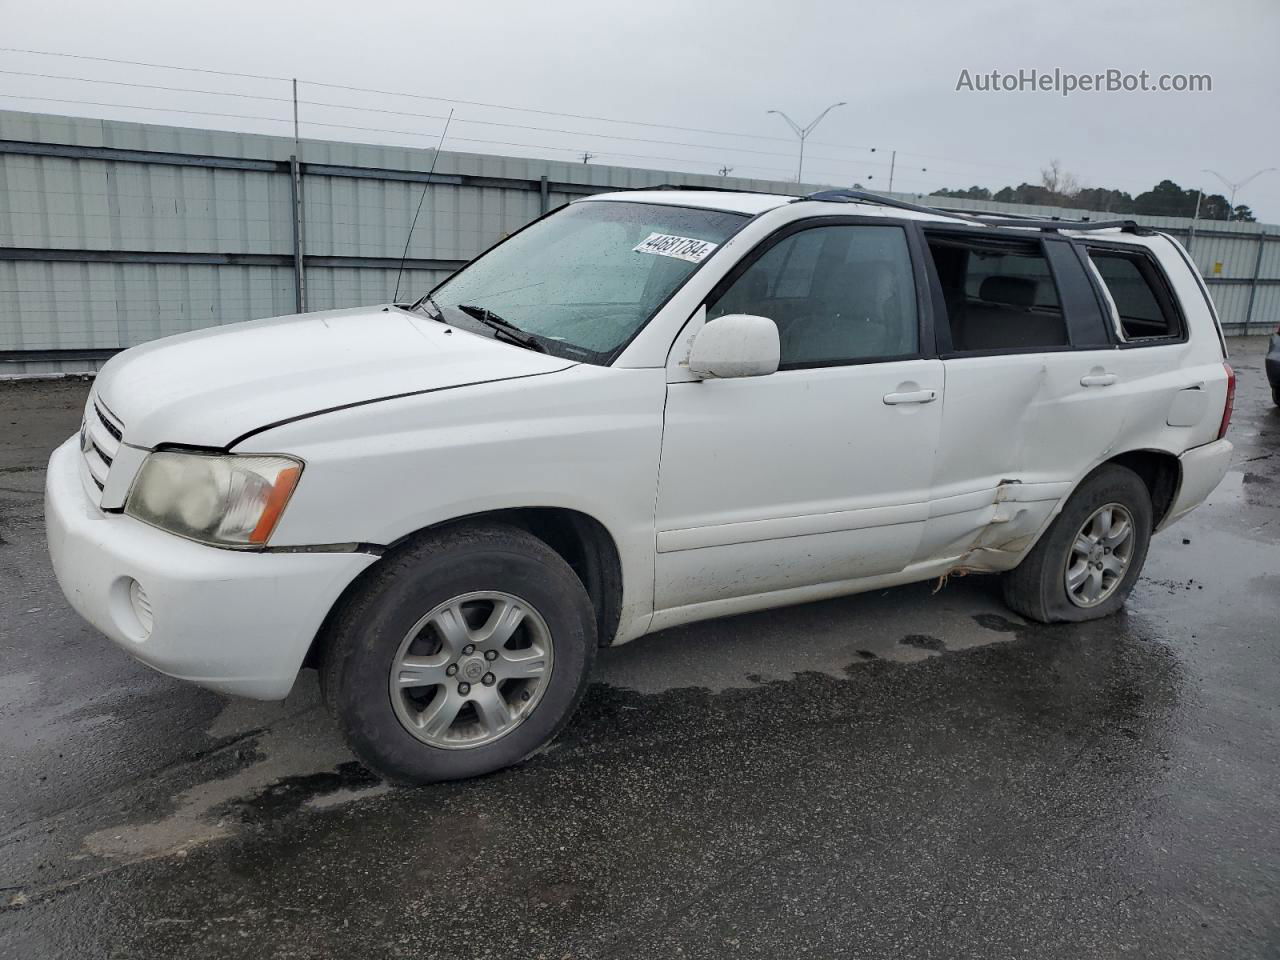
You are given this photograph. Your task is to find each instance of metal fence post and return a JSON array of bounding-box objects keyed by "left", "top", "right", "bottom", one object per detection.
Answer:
[
  {"left": 291, "top": 78, "right": 308, "bottom": 313},
  {"left": 1244, "top": 232, "right": 1267, "bottom": 335},
  {"left": 539, "top": 175, "right": 549, "bottom": 215},
  {"left": 289, "top": 155, "right": 305, "bottom": 314}
]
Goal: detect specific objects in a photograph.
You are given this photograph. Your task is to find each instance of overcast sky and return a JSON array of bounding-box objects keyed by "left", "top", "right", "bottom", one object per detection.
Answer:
[{"left": 3, "top": 0, "right": 1278, "bottom": 218}]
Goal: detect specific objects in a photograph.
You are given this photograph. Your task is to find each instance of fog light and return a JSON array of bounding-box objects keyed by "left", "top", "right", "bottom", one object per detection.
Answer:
[{"left": 128, "top": 579, "right": 154, "bottom": 636}]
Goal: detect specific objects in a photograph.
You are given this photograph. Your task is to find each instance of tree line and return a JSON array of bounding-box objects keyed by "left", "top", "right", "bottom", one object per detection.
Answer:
[{"left": 929, "top": 161, "right": 1256, "bottom": 221}]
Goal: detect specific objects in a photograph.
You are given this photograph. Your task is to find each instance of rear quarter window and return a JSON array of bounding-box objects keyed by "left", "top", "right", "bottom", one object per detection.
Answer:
[{"left": 1087, "top": 248, "right": 1185, "bottom": 343}]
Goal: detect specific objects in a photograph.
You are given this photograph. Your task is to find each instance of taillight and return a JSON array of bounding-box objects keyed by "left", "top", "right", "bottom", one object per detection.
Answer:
[{"left": 1218, "top": 362, "right": 1235, "bottom": 439}]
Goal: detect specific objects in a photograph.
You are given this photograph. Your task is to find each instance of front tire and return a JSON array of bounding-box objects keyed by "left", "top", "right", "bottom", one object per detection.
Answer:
[
  {"left": 320, "top": 523, "right": 596, "bottom": 784},
  {"left": 1002, "top": 464, "right": 1153, "bottom": 623}
]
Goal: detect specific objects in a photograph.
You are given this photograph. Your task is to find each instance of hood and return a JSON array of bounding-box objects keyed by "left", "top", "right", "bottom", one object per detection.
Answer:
[{"left": 94, "top": 306, "right": 575, "bottom": 449}]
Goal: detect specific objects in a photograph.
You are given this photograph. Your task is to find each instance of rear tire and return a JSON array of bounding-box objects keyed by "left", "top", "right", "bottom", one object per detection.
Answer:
[
  {"left": 320, "top": 522, "right": 596, "bottom": 784},
  {"left": 1002, "top": 464, "right": 1153, "bottom": 624}
]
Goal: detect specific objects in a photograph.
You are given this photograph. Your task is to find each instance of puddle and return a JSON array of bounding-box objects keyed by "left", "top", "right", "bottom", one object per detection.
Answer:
[
  {"left": 234, "top": 761, "right": 387, "bottom": 820},
  {"left": 972, "top": 612, "right": 1021, "bottom": 633},
  {"left": 82, "top": 687, "right": 368, "bottom": 862},
  {"left": 901, "top": 634, "right": 946, "bottom": 652},
  {"left": 306, "top": 782, "right": 394, "bottom": 811},
  {"left": 595, "top": 581, "right": 1027, "bottom": 695}
]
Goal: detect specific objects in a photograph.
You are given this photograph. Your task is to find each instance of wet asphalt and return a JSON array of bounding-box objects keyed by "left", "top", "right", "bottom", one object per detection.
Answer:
[{"left": 1, "top": 338, "right": 1277, "bottom": 959}]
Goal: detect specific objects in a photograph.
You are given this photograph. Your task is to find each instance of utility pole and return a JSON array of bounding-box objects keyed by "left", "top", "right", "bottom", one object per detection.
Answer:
[
  {"left": 1202, "top": 167, "right": 1276, "bottom": 221},
  {"left": 870, "top": 147, "right": 925, "bottom": 195},
  {"left": 718, "top": 165, "right": 734, "bottom": 177},
  {"left": 580, "top": 151, "right": 596, "bottom": 164},
  {"left": 766, "top": 102, "right": 846, "bottom": 183}
]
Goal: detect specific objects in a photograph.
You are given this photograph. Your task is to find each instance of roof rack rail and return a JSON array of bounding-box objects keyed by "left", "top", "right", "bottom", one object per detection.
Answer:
[
  {"left": 934, "top": 207, "right": 1060, "bottom": 222},
  {"left": 805, "top": 189, "right": 1152, "bottom": 234},
  {"left": 967, "top": 216, "right": 1152, "bottom": 234},
  {"left": 640, "top": 183, "right": 800, "bottom": 197},
  {"left": 804, "top": 189, "right": 985, "bottom": 223}
]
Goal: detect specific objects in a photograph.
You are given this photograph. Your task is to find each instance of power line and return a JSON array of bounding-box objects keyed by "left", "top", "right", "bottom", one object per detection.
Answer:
[
  {"left": 0, "top": 68, "right": 826, "bottom": 161},
  {"left": 0, "top": 92, "right": 984, "bottom": 185},
  {"left": 296, "top": 98, "right": 846, "bottom": 163},
  {"left": 0, "top": 92, "right": 291, "bottom": 126},
  {"left": 0, "top": 92, "right": 798, "bottom": 175},
  {"left": 0, "top": 46, "right": 1047, "bottom": 181},
  {"left": 0, "top": 68, "right": 292, "bottom": 102},
  {"left": 0, "top": 47, "right": 807, "bottom": 146},
  {"left": 0, "top": 46, "right": 291, "bottom": 83}
]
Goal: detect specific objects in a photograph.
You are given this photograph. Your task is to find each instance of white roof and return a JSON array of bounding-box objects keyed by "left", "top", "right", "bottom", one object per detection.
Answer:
[
  {"left": 583, "top": 189, "right": 979, "bottom": 225},
  {"left": 581, "top": 189, "right": 1144, "bottom": 238},
  {"left": 584, "top": 190, "right": 796, "bottom": 215}
]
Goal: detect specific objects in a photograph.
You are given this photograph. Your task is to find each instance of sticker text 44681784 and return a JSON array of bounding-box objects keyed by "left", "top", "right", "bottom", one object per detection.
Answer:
[{"left": 633, "top": 233, "right": 719, "bottom": 263}]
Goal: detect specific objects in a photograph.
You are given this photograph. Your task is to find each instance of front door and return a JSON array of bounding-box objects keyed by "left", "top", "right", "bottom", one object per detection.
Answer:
[{"left": 653, "top": 220, "right": 944, "bottom": 617}]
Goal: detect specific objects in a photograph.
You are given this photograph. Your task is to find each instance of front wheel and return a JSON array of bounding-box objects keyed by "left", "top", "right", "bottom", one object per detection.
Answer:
[
  {"left": 1002, "top": 464, "right": 1153, "bottom": 623},
  {"left": 320, "top": 523, "right": 596, "bottom": 784}
]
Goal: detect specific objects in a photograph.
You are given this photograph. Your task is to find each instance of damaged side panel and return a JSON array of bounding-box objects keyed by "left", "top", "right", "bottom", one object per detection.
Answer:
[{"left": 917, "top": 350, "right": 1126, "bottom": 569}]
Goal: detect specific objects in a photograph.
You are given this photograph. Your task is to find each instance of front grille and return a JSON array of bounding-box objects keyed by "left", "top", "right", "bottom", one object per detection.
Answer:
[{"left": 81, "top": 393, "right": 124, "bottom": 505}]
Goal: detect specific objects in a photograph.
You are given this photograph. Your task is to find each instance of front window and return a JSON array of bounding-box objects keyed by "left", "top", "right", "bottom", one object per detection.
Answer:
[
  {"left": 425, "top": 200, "right": 748, "bottom": 363},
  {"left": 708, "top": 224, "right": 920, "bottom": 367}
]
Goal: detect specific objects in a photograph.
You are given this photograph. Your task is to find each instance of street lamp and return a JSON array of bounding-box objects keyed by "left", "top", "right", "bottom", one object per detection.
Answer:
[
  {"left": 767, "top": 102, "right": 846, "bottom": 183},
  {"left": 1202, "top": 167, "right": 1276, "bottom": 220}
]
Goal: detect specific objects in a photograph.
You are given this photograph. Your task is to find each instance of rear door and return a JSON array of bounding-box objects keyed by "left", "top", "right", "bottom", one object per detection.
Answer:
[
  {"left": 653, "top": 219, "right": 945, "bottom": 616},
  {"left": 916, "top": 229, "right": 1124, "bottom": 562}
]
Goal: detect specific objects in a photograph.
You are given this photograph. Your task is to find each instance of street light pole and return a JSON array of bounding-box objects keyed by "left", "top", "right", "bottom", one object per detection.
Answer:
[
  {"left": 767, "top": 102, "right": 846, "bottom": 183},
  {"left": 1202, "top": 167, "right": 1276, "bottom": 220},
  {"left": 1188, "top": 189, "right": 1202, "bottom": 253}
]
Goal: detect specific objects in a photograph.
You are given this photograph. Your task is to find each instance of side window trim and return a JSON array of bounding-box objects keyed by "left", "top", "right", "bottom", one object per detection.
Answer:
[
  {"left": 1042, "top": 237, "right": 1115, "bottom": 350},
  {"left": 701, "top": 215, "right": 936, "bottom": 370},
  {"left": 1075, "top": 242, "right": 1127, "bottom": 343}
]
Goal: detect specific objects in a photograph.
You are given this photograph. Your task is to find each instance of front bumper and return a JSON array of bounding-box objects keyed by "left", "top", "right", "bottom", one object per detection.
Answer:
[
  {"left": 44, "top": 437, "right": 377, "bottom": 699},
  {"left": 1157, "top": 437, "right": 1234, "bottom": 531}
]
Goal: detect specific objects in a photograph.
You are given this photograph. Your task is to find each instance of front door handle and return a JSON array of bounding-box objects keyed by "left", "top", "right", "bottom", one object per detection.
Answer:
[
  {"left": 1080, "top": 373, "right": 1118, "bottom": 387},
  {"left": 883, "top": 389, "right": 939, "bottom": 405}
]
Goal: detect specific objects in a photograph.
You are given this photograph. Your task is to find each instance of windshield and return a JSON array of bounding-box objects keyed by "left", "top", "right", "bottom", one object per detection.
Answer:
[{"left": 425, "top": 200, "right": 749, "bottom": 363}]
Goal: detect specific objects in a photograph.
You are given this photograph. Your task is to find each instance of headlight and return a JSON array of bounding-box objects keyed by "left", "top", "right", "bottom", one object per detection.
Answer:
[{"left": 125, "top": 451, "right": 303, "bottom": 548}]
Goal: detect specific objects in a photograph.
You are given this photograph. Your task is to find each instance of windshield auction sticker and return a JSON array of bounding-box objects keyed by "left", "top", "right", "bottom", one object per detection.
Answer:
[{"left": 633, "top": 233, "right": 719, "bottom": 263}]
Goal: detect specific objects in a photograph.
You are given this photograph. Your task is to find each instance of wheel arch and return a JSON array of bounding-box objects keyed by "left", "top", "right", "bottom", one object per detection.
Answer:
[
  {"left": 302, "top": 506, "right": 625, "bottom": 671},
  {"left": 1097, "top": 448, "right": 1181, "bottom": 529}
]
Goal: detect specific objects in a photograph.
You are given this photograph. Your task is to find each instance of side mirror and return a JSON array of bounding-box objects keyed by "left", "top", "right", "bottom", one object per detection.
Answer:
[{"left": 687, "top": 314, "right": 780, "bottom": 380}]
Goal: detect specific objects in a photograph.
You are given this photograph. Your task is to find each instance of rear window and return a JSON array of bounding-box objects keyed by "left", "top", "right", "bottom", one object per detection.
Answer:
[
  {"left": 924, "top": 235, "right": 1068, "bottom": 352},
  {"left": 1088, "top": 249, "right": 1183, "bottom": 342}
]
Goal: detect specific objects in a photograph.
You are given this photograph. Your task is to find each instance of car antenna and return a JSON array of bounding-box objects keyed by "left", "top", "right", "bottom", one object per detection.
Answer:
[{"left": 393, "top": 108, "right": 454, "bottom": 305}]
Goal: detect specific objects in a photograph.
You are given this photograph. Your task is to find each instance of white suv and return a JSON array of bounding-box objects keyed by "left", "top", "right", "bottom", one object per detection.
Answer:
[{"left": 46, "top": 188, "right": 1235, "bottom": 783}]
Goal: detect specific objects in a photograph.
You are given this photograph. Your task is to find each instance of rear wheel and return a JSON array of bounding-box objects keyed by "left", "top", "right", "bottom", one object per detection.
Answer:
[
  {"left": 1002, "top": 464, "right": 1153, "bottom": 623},
  {"left": 321, "top": 523, "right": 596, "bottom": 784}
]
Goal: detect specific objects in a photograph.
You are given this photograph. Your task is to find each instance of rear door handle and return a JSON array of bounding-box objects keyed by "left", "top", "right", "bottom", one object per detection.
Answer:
[
  {"left": 1080, "top": 373, "right": 1118, "bottom": 387},
  {"left": 883, "top": 389, "right": 939, "bottom": 405}
]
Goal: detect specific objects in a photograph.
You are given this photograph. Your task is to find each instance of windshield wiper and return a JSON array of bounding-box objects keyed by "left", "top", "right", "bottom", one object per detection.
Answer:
[{"left": 456, "top": 303, "right": 546, "bottom": 352}]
